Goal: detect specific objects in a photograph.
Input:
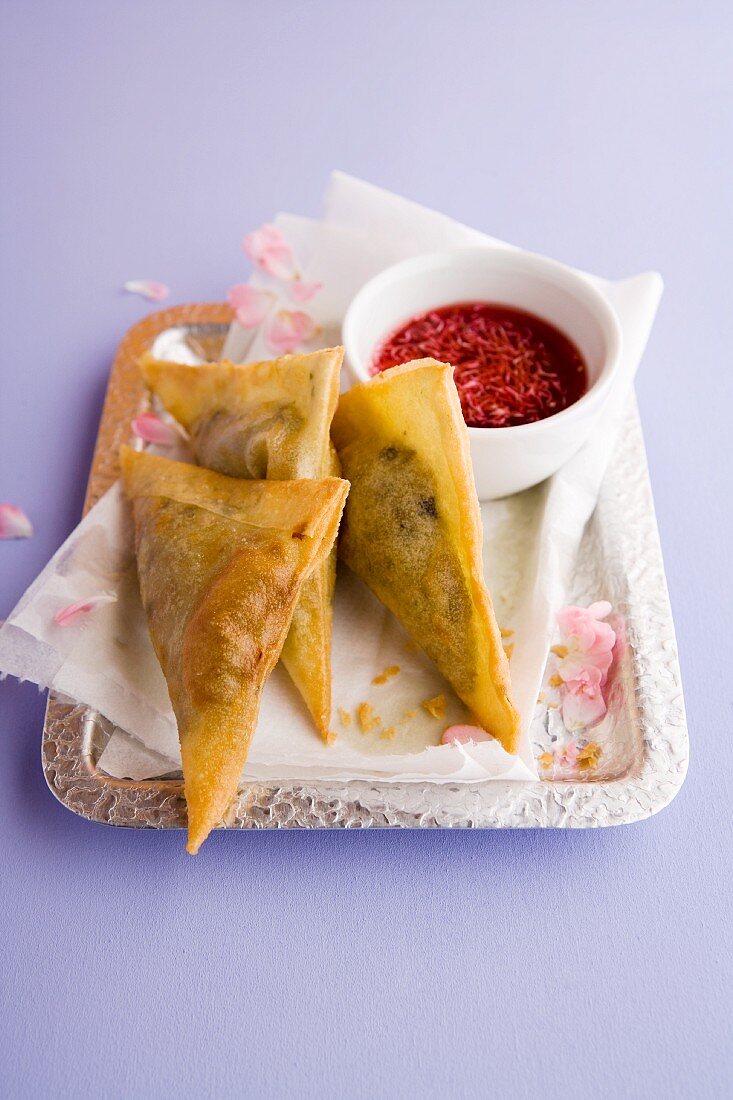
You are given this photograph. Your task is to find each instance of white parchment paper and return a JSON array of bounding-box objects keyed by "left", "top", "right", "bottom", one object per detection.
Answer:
[{"left": 0, "top": 173, "right": 662, "bottom": 785}]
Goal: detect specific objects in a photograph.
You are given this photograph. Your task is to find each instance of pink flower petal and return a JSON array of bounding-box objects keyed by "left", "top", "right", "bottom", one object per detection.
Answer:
[
  {"left": 289, "top": 280, "right": 323, "bottom": 303},
  {"left": 0, "top": 504, "right": 33, "bottom": 540},
  {"left": 123, "top": 280, "right": 170, "bottom": 302},
  {"left": 557, "top": 738, "right": 578, "bottom": 767},
  {"left": 244, "top": 224, "right": 284, "bottom": 250},
  {"left": 242, "top": 224, "right": 297, "bottom": 281},
  {"left": 54, "top": 594, "right": 117, "bottom": 627},
  {"left": 557, "top": 656, "right": 607, "bottom": 685},
  {"left": 131, "top": 413, "right": 184, "bottom": 447},
  {"left": 441, "top": 724, "right": 492, "bottom": 745},
  {"left": 556, "top": 600, "right": 616, "bottom": 686},
  {"left": 266, "top": 309, "right": 317, "bottom": 355},
  {"left": 563, "top": 668, "right": 604, "bottom": 692},
  {"left": 227, "top": 284, "right": 272, "bottom": 328},
  {"left": 561, "top": 681, "right": 607, "bottom": 731},
  {"left": 587, "top": 600, "right": 613, "bottom": 620}
]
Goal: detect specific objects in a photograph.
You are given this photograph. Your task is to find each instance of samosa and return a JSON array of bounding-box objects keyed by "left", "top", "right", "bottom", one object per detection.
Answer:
[
  {"left": 331, "top": 359, "right": 519, "bottom": 754},
  {"left": 139, "top": 348, "right": 342, "bottom": 741},
  {"left": 120, "top": 446, "right": 348, "bottom": 853}
]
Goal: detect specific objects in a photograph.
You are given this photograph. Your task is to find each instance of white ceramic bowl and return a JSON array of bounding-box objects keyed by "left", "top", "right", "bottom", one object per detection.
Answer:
[{"left": 342, "top": 246, "right": 623, "bottom": 499}]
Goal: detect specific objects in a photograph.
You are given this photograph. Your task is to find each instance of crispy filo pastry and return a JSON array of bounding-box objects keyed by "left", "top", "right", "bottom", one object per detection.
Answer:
[
  {"left": 331, "top": 359, "right": 520, "bottom": 754},
  {"left": 138, "top": 348, "right": 343, "bottom": 741},
  {"left": 120, "top": 446, "right": 349, "bottom": 854}
]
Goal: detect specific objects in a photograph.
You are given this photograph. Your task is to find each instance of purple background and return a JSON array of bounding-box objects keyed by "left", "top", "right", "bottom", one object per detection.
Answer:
[{"left": 1, "top": 2, "right": 731, "bottom": 1097}]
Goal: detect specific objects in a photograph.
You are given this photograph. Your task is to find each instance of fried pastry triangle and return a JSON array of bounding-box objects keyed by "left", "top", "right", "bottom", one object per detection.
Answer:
[
  {"left": 139, "top": 348, "right": 343, "bottom": 740},
  {"left": 120, "top": 446, "right": 348, "bottom": 853},
  {"left": 331, "top": 359, "right": 520, "bottom": 754}
]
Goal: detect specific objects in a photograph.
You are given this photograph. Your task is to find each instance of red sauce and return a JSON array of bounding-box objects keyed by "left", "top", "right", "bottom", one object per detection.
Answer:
[{"left": 371, "top": 302, "right": 588, "bottom": 428}]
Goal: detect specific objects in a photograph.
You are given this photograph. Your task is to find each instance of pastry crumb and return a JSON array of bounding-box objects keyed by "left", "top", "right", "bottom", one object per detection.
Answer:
[
  {"left": 337, "top": 707, "right": 352, "bottom": 726},
  {"left": 357, "top": 701, "right": 381, "bottom": 733},
  {"left": 372, "top": 664, "right": 400, "bottom": 685},
  {"left": 500, "top": 627, "right": 513, "bottom": 638},
  {"left": 538, "top": 752, "right": 554, "bottom": 769},
  {"left": 503, "top": 643, "right": 514, "bottom": 660},
  {"left": 422, "top": 694, "right": 447, "bottom": 720},
  {"left": 537, "top": 692, "right": 546, "bottom": 704},
  {"left": 577, "top": 742, "right": 603, "bottom": 769},
  {"left": 380, "top": 726, "right": 396, "bottom": 741},
  {"left": 325, "top": 730, "right": 337, "bottom": 746},
  {"left": 403, "top": 709, "right": 416, "bottom": 720},
  {"left": 548, "top": 673, "right": 563, "bottom": 687},
  {"left": 551, "top": 644, "right": 569, "bottom": 658}
]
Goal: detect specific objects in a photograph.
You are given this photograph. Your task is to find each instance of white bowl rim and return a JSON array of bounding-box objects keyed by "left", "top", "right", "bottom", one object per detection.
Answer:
[{"left": 342, "top": 244, "right": 624, "bottom": 438}]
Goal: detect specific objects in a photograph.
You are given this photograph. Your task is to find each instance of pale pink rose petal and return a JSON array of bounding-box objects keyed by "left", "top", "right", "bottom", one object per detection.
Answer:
[
  {"left": 608, "top": 615, "right": 626, "bottom": 671},
  {"left": 556, "top": 653, "right": 609, "bottom": 685},
  {"left": 123, "top": 280, "right": 170, "bottom": 302},
  {"left": 561, "top": 681, "right": 607, "bottom": 731},
  {"left": 0, "top": 504, "right": 33, "bottom": 540},
  {"left": 242, "top": 224, "right": 297, "bottom": 281},
  {"left": 587, "top": 600, "right": 613, "bottom": 620},
  {"left": 556, "top": 601, "right": 616, "bottom": 685},
  {"left": 289, "top": 280, "right": 323, "bottom": 303},
  {"left": 227, "top": 284, "right": 272, "bottom": 328},
  {"left": 131, "top": 413, "right": 183, "bottom": 447},
  {"left": 557, "top": 607, "right": 597, "bottom": 651},
  {"left": 441, "top": 724, "right": 492, "bottom": 745},
  {"left": 557, "top": 636, "right": 614, "bottom": 684},
  {"left": 266, "top": 309, "right": 316, "bottom": 355},
  {"left": 560, "top": 664, "right": 603, "bottom": 689},
  {"left": 557, "top": 600, "right": 611, "bottom": 631},
  {"left": 245, "top": 223, "right": 284, "bottom": 250},
  {"left": 54, "top": 594, "right": 117, "bottom": 627},
  {"left": 557, "top": 603, "right": 615, "bottom": 649},
  {"left": 557, "top": 738, "right": 578, "bottom": 767}
]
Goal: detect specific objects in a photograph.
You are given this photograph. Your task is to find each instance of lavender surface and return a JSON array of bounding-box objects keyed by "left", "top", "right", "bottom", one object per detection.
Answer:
[{"left": 1, "top": 3, "right": 730, "bottom": 1098}]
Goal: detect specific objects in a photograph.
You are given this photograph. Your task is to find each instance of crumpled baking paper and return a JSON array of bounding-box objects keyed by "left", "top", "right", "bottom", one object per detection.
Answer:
[{"left": 0, "top": 172, "right": 662, "bottom": 785}]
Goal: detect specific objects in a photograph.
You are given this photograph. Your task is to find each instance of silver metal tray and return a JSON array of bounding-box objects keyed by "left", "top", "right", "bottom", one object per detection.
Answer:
[{"left": 42, "top": 304, "right": 688, "bottom": 830}]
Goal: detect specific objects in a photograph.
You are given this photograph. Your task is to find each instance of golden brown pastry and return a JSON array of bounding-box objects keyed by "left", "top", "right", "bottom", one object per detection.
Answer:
[
  {"left": 139, "top": 348, "right": 343, "bottom": 741},
  {"left": 120, "top": 446, "right": 348, "bottom": 853},
  {"left": 331, "top": 359, "right": 519, "bottom": 754}
]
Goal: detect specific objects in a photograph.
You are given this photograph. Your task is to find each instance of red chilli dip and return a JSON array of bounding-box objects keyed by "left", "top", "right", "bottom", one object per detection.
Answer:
[{"left": 371, "top": 302, "right": 588, "bottom": 429}]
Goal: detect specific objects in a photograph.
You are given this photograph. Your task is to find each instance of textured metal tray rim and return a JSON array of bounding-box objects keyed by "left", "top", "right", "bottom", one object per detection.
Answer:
[
  {"left": 41, "top": 744, "right": 689, "bottom": 832},
  {"left": 40, "top": 304, "right": 689, "bottom": 833}
]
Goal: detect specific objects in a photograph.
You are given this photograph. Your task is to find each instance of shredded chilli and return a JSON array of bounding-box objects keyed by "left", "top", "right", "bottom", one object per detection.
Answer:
[{"left": 372, "top": 303, "right": 588, "bottom": 428}]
